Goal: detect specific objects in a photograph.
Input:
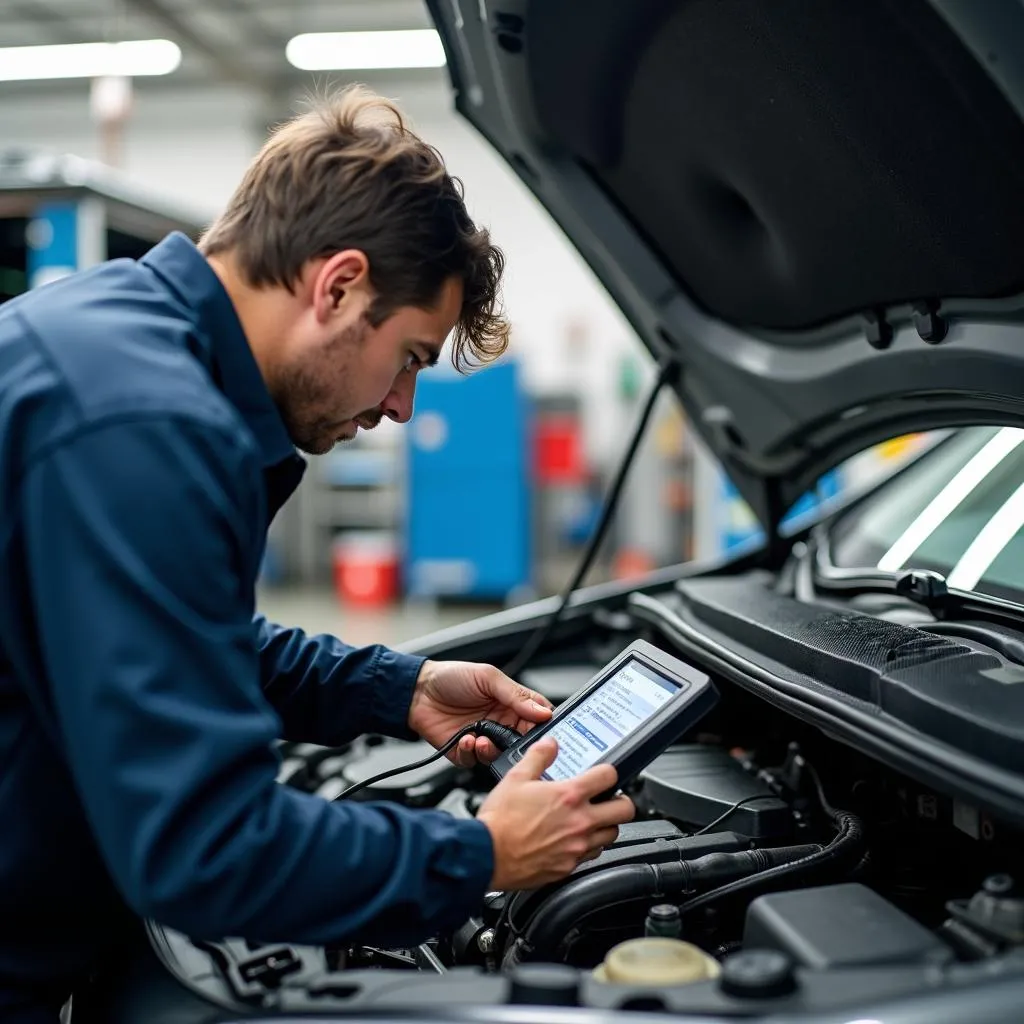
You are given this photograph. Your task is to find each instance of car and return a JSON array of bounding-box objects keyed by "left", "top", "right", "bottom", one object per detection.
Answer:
[{"left": 93, "top": 1, "right": 1024, "bottom": 1021}]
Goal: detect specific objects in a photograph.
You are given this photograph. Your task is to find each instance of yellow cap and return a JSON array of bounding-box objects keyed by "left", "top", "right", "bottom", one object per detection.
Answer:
[{"left": 594, "top": 937, "right": 721, "bottom": 986}]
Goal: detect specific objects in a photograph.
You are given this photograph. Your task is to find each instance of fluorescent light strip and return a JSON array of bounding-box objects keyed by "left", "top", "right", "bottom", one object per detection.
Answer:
[
  {"left": 0, "top": 40, "right": 181, "bottom": 82},
  {"left": 946, "top": 480, "right": 1024, "bottom": 591},
  {"left": 877, "top": 427, "right": 1024, "bottom": 572},
  {"left": 286, "top": 30, "right": 446, "bottom": 71}
]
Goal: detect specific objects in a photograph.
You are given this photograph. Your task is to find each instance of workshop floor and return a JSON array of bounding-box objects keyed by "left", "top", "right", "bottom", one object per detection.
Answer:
[{"left": 255, "top": 585, "right": 499, "bottom": 648}]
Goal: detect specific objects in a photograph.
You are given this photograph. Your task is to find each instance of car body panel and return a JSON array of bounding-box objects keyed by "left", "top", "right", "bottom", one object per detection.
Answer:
[{"left": 425, "top": 0, "right": 1024, "bottom": 531}]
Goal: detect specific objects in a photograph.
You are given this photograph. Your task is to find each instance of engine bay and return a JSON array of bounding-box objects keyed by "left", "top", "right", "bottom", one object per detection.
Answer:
[{"left": 138, "top": 604, "right": 1024, "bottom": 1020}]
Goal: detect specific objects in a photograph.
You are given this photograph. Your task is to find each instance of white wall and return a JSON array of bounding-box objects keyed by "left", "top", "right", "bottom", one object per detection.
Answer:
[
  {"left": 0, "top": 78, "right": 648, "bottom": 463},
  {"left": 0, "top": 86, "right": 261, "bottom": 222}
]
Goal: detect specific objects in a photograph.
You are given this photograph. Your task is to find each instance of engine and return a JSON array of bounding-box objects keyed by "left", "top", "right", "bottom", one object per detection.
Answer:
[{"left": 138, "top": 659, "right": 1024, "bottom": 1018}]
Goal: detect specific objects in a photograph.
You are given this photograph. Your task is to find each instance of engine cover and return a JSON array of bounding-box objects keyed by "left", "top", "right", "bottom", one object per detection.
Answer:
[{"left": 640, "top": 745, "right": 794, "bottom": 839}]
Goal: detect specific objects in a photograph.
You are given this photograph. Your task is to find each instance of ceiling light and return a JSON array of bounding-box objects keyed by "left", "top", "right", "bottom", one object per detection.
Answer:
[
  {"left": 0, "top": 40, "right": 182, "bottom": 82},
  {"left": 285, "top": 30, "right": 446, "bottom": 71}
]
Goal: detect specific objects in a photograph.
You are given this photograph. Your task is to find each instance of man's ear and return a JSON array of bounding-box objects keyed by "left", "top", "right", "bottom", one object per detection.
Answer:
[{"left": 311, "top": 249, "right": 371, "bottom": 324}]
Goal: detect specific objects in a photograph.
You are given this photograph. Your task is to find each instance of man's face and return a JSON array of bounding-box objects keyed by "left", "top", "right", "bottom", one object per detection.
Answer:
[{"left": 274, "top": 269, "right": 463, "bottom": 456}]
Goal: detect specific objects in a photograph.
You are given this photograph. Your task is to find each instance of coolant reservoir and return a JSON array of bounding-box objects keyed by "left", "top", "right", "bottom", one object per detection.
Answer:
[{"left": 593, "top": 937, "right": 720, "bottom": 985}]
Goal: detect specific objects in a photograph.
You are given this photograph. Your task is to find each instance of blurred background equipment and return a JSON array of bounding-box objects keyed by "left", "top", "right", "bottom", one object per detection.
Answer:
[
  {"left": 404, "top": 360, "right": 531, "bottom": 603},
  {"left": 0, "top": 150, "right": 203, "bottom": 295},
  {"left": 0, "top": 0, "right": 922, "bottom": 646}
]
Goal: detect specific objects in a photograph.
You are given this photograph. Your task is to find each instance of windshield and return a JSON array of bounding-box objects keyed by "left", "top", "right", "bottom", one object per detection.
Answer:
[{"left": 829, "top": 426, "right": 1024, "bottom": 605}]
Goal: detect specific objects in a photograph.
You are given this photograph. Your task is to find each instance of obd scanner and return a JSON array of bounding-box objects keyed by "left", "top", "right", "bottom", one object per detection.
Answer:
[{"left": 490, "top": 640, "right": 718, "bottom": 800}]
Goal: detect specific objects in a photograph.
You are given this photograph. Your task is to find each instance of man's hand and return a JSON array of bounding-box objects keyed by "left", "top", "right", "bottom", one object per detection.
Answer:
[
  {"left": 476, "top": 737, "right": 636, "bottom": 890},
  {"left": 408, "top": 660, "right": 553, "bottom": 766}
]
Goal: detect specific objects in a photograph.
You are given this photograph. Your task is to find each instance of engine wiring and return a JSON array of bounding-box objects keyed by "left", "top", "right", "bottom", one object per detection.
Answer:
[
  {"left": 676, "top": 761, "right": 864, "bottom": 920},
  {"left": 492, "top": 789, "right": 805, "bottom": 958},
  {"left": 332, "top": 718, "right": 863, "bottom": 972},
  {"left": 492, "top": 759, "right": 861, "bottom": 966}
]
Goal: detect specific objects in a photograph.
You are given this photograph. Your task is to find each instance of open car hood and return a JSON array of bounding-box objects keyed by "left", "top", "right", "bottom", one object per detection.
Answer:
[{"left": 427, "top": 0, "right": 1024, "bottom": 532}]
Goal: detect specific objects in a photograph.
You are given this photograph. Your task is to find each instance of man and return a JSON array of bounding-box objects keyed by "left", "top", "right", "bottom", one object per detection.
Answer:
[{"left": 0, "top": 86, "right": 634, "bottom": 1021}]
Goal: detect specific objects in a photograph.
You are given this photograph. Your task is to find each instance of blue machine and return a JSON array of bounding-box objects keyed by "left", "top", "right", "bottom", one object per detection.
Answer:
[
  {"left": 25, "top": 200, "right": 81, "bottom": 289},
  {"left": 404, "top": 361, "right": 531, "bottom": 600}
]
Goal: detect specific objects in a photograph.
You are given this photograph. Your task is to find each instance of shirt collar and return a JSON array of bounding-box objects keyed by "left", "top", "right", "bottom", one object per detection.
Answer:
[{"left": 140, "top": 231, "right": 298, "bottom": 469}]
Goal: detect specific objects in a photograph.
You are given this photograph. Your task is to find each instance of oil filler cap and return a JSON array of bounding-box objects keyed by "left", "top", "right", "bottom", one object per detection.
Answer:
[
  {"left": 719, "top": 950, "right": 797, "bottom": 999},
  {"left": 508, "top": 964, "right": 580, "bottom": 1006}
]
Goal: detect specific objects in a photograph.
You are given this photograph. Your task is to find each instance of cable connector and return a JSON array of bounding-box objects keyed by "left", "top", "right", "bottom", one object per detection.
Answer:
[{"left": 472, "top": 720, "right": 520, "bottom": 752}]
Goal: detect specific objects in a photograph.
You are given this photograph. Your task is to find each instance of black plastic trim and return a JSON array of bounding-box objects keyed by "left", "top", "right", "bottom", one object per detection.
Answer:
[{"left": 627, "top": 593, "right": 1024, "bottom": 827}]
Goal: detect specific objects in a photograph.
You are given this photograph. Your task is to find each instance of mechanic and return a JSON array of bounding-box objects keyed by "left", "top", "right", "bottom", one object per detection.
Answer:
[{"left": 0, "top": 86, "right": 635, "bottom": 1022}]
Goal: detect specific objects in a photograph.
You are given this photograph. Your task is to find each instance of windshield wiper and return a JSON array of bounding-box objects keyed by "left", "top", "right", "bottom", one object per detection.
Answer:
[
  {"left": 893, "top": 568, "right": 1005, "bottom": 618},
  {"left": 811, "top": 533, "right": 1024, "bottom": 628}
]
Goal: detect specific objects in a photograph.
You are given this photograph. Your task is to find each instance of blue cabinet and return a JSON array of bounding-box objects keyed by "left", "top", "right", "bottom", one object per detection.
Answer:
[{"left": 404, "top": 361, "right": 530, "bottom": 600}]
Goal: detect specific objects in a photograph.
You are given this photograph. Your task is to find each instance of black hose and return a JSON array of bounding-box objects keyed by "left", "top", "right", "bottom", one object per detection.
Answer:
[
  {"left": 677, "top": 807, "right": 865, "bottom": 920},
  {"left": 506, "top": 844, "right": 821, "bottom": 966}
]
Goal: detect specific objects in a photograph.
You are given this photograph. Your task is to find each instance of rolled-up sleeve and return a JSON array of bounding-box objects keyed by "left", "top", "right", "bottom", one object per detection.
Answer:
[
  {"left": 18, "top": 414, "right": 493, "bottom": 945},
  {"left": 255, "top": 618, "right": 424, "bottom": 746}
]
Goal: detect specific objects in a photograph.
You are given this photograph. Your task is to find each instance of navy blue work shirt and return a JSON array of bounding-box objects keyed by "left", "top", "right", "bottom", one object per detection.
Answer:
[{"left": 0, "top": 232, "right": 494, "bottom": 1015}]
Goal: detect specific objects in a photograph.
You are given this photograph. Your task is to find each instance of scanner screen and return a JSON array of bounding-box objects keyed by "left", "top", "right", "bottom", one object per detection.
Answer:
[{"left": 541, "top": 660, "right": 683, "bottom": 781}]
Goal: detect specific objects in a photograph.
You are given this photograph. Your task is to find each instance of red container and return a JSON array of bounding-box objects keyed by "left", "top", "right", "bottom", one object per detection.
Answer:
[
  {"left": 534, "top": 414, "right": 585, "bottom": 484},
  {"left": 332, "top": 533, "right": 399, "bottom": 607},
  {"left": 613, "top": 549, "right": 655, "bottom": 581}
]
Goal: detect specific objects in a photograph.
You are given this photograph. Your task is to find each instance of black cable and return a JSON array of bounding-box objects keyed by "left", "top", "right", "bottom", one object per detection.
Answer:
[
  {"left": 676, "top": 764, "right": 865, "bottom": 919},
  {"left": 692, "top": 795, "right": 779, "bottom": 836},
  {"left": 331, "top": 720, "right": 521, "bottom": 801},
  {"left": 503, "top": 358, "right": 679, "bottom": 679},
  {"left": 804, "top": 759, "right": 838, "bottom": 818}
]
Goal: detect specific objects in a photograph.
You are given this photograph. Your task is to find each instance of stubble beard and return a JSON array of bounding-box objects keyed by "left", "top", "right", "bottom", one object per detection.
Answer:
[{"left": 275, "top": 320, "right": 368, "bottom": 456}]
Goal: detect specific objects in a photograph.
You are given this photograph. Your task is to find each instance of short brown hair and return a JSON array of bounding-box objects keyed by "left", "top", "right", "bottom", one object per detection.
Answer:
[{"left": 200, "top": 85, "right": 508, "bottom": 371}]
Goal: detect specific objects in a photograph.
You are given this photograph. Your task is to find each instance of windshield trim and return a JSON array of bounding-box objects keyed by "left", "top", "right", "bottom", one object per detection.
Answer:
[{"left": 812, "top": 528, "right": 1024, "bottom": 626}]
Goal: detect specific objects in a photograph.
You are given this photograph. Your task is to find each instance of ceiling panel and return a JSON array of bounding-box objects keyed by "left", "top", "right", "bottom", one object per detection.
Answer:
[{"left": 0, "top": 0, "right": 437, "bottom": 94}]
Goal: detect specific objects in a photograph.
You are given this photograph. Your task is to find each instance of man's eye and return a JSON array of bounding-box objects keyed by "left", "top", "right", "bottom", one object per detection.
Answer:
[{"left": 403, "top": 353, "right": 422, "bottom": 373}]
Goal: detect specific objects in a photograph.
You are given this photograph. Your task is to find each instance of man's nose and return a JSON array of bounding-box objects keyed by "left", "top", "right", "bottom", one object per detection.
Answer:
[{"left": 381, "top": 371, "right": 416, "bottom": 424}]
